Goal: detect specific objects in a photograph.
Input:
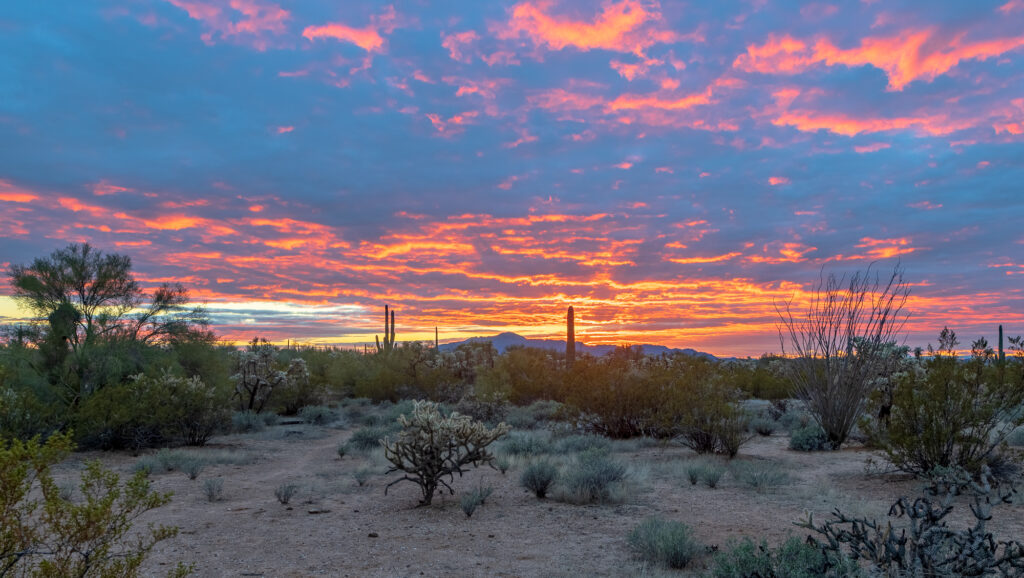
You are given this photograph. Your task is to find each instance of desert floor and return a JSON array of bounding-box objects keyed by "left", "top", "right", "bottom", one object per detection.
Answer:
[{"left": 54, "top": 407, "right": 1024, "bottom": 578}]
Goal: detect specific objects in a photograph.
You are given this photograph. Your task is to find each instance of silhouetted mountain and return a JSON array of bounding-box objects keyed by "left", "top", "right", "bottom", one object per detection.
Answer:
[{"left": 438, "top": 332, "right": 718, "bottom": 361}]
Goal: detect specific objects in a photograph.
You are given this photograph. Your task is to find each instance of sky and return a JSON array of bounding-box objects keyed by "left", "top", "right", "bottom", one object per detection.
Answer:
[{"left": 1, "top": 0, "right": 1023, "bottom": 357}]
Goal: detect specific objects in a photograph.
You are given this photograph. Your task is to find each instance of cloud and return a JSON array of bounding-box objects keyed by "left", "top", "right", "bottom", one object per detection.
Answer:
[
  {"left": 442, "top": 30, "right": 478, "bottom": 63},
  {"left": 496, "top": 0, "right": 683, "bottom": 56},
  {"left": 165, "top": 0, "right": 290, "bottom": 49},
  {"left": 735, "top": 28, "right": 1024, "bottom": 90},
  {"left": 302, "top": 5, "right": 398, "bottom": 52}
]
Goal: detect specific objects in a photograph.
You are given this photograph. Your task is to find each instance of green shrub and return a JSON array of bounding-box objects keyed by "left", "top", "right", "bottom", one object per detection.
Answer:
[
  {"left": 505, "top": 400, "right": 563, "bottom": 429},
  {"left": 231, "top": 410, "right": 264, "bottom": 433},
  {"left": 336, "top": 444, "right": 347, "bottom": 459},
  {"left": 698, "top": 461, "right": 726, "bottom": 488},
  {"left": 730, "top": 460, "right": 791, "bottom": 492},
  {"left": 495, "top": 454, "right": 511, "bottom": 474},
  {"left": 710, "top": 536, "right": 859, "bottom": 577},
  {"left": 779, "top": 408, "right": 812, "bottom": 432},
  {"left": 353, "top": 466, "right": 373, "bottom": 487},
  {"left": 863, "top": 339, "right": 1024, "bottom": 476},
  {"left": 789, "top": 424, "right": 833, "bottom": 451},
  {"left": 499, "top": 431, "right": 552, "bottom": 456},
  {"left": 74, "top": 370, "right": 229, "bottom": 450},
  {"left": 460, "top": 485, "right": 493, "bottom": 518},
  {"left": 203, "top": 478, "right": 224, "bottom": 502},
  {"left": 673, "top": 383, "right": 753, "bottom": 458},
  {"left": 297, "top": 405, "right": 337, "bottom": 425},
  {"left": 180, "top": 456, "right": 204, "bottom": 480},
  {"left": 627, "top": 517, "right": 701, "bottom": 569},
  {"left": 0, "top": 432, "right": 190, "bottom": 577},
  {"left": 520, "top": 461, "right": 558, "bottom": 498},
  {"left": 348, "top": 426, "right": 389, "bottom": 452},
  {"left": 555, "top": 449, "right": 629, "bottom": 504},
  {"left": 684, "top": 462, "right": 702, "bottom": 485},
  {"left": 750, "top": 417, "right": 776, "bottom": 436},
  {"left": 555, "top": 433, "right": 612, "bottom": 454},
  {"left": 274, "top": 483, "right": 298, "bottom": 505}
]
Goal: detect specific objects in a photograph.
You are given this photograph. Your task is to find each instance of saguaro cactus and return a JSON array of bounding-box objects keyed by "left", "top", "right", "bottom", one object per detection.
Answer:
[
  {"left": 998, "top": 324, "right": 1005, "bottom": 364},
  {"left": 566, "top": 306, "right": 575, "bottom": 367},
  {"left": 375, "top": 305, "right": 396, "bottom": 354}
]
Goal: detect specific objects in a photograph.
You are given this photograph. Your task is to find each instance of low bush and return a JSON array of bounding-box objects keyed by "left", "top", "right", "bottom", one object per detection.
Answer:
[
  {"left": 74, "top": 370, "right": 230, "bottom": 450},
  {"left": 494, "top": 454, "right": 511, "bottom": 474},
  {"left": 274, "top": 483, "right": 298, "bottom": 505},
  {"left": 555, "top": 433, "right": 612, "bottom": 454},
  {"left": 710, "top": 536, "right": 860, "bottom": 577},
  {"left": 520, "top": 461, "right": 558, "bottom": 498},
  {"left": 863, "top": 338, "right": 1024, "bottom": 476},
  {"left": 730, "top": 460, "right": 791, "bottom": 492},
  {"left": 460, "top": 485, "right": 493, "bottom": 518},
  {"left": 627, "top": 517, "right": 701, "bottom": 570},
  {"left": 789, "top": 424, "right": 833, "bottom": 451},
  {"left": 1, "top": 432, "right": 191, "bottom": 577},
  {"left": 297, "top": 405, "right": 337, "bottom": 426},
  {"left": 499, "top": 431, "right": 552, "bottom": 457},
  {"left": 1008, "top": 426, "right": 1024, "bottom": 447},
  {"left": 348, "top": 426, "right": 390, "bottom": 452},
  {"left": 203, "top": 478, "right": 224, "bottom": 502},
  {"left": 749, "top": 417, "right": 776, "bottom": 437},
  {"left": 555, "top": 449, "right": 629, "bottom": 504},
  {"left": 698, "top": 461, "right": 726, "bottom": 489},
  {"left": 231, "top": 410, "right": 265, "bottom": 433},
  {"left": 353, "top": 466, "right": 373, "bottom": 487},
  {"left": 505, "top": 400, "right": 563, "bottom": 430}
]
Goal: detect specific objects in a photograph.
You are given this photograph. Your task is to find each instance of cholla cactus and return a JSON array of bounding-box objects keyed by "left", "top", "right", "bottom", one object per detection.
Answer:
[
  {"left": 231, "top": 337, "right": 286, "bottom": 412},
  {"left": 381, "top": 400, "right": 509, "bottom": 505}
]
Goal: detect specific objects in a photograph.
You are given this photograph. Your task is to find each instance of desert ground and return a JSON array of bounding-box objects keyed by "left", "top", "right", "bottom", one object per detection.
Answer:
[{"left": 52, "top": 405, "right": 1024, "bottom": 578}]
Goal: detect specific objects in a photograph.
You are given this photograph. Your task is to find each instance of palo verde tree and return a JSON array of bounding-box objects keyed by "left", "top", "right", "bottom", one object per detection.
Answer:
[
  {"left": 6, "top": 243, "right": 209, "bottom": 407},
  {"left": 776, "top": 263, "right": 910, "bottom": 448}
]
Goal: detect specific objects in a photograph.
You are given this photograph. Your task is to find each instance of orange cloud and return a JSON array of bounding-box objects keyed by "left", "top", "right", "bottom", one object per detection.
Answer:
[
  {"left": 0, "top": 180, "right": 39, "bottom": 203},
  {"left": 91, "top": 180, "right": 132, "bottom": 196},
  {"left": 768, "top": 176, "right": 790, "bottom": 185},
  {"left": 664, "top": 252, "right": 742, "bottom": 264},
  {"left": 773, "top": 110, "right": 974, "bottom": 137},
  {"left": 497, "top": 0, "right": 680, "bottom": 56},
  {"left": 735, "top": 29, "right": 1024, "bottom": 90},
  {"left": 166, "top": 0, "right": 290, "bottom": 50},
  {"left": 302, "top": 5, "right": 398, "bottom": 53},
  {"left": 442, "top": 30, "right": 478, "bottom": 63},
  {"left": 276, "top": 125, "right": 294, "bottom": 134},
  {"left": 607, "top": 87, "right": 712, "bottom": 111}
]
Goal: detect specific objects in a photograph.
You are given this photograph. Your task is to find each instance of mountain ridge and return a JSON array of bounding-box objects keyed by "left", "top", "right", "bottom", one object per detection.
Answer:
[{"left": 438, "top": 331, "right": 720, "bottom": 361}]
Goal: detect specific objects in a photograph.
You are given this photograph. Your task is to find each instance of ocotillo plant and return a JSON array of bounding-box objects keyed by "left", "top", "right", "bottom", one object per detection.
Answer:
[
  {"left": 566, "top": 306, "right": 575, "bottom": 367},
  {"left": 375, "top": 304, "right": 396, "bottom": 354}
]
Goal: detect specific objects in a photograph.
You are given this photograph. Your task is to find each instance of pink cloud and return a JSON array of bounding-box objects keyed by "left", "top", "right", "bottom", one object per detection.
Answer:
[
  {"left": 442, "top": 30, "right": 478, "bottom": 63},
  {"left": 768, "top": 176, "right": 790, "bottom": 185},
  {"left": 735, "top": 28, "right": 1024, "bottom": 90},
  {"left": 496, "top": 0, "right": 684, "bottom": 57},
  {"left": 302, "top": 5, "right": 398, "bottom": 53},
  {"left": 165, "top": 0, "right": 290, "bottom": 50}
]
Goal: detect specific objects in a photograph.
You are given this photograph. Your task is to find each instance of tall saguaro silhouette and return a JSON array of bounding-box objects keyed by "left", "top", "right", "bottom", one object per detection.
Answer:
[
  {"left": 376, "top": 304, "right": 396, "bottom": 354},
  {"left": 566, "top": 306, "right": 575, "bottom": 367}
]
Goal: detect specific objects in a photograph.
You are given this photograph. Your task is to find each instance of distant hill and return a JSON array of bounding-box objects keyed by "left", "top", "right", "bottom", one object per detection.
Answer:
[{"left": 438, "top": 332, "right": 719, "bottom": 361}]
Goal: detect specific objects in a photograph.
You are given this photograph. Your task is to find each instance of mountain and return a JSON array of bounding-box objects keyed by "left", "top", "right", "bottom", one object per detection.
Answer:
[{"left": 438, "top": 332, "right": 719, "bottom": 361}]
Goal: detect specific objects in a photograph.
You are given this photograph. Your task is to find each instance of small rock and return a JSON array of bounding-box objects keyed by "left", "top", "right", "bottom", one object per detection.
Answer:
[
  {"left": 307, "top": 508, "right": 331, "bottom": 515},
  {"left": 368, "top": 532, "right": 379, "bottom": 538}
]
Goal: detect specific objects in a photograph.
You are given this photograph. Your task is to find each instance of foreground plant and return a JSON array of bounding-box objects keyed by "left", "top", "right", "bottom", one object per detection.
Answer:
[
  {"left": 798, "top": 466, "right": 1024, "bottom": 576},
  {"left": 381, "top": 401, "right": 508, "bottom": 505},
  {"left": 1, "top": 432, "right": 190, "bottom": 576}
]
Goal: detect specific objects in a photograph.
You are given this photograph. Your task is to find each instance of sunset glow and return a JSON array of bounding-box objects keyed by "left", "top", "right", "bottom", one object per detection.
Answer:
[{"left": 1, "top": 1, "right": 1022, "bottom": 356}]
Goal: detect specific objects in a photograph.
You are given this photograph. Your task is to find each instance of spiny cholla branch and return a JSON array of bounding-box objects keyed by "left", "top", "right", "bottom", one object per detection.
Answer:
[{"left": 381, "top": 401, "right": 509, "bottom": 506}]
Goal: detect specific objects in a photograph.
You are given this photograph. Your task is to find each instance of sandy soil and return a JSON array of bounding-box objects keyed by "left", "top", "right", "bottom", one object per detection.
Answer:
[{"left": 55, "top": 418, "right": 1024, "bottom": 578}]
